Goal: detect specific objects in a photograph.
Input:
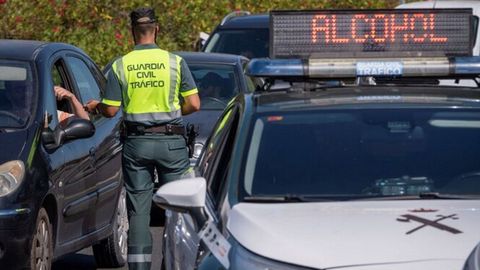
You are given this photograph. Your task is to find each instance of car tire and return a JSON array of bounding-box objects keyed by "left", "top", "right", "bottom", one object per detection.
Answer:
[
  {"left": 93, "top": 187, "right": 128, "bottom": 267},
  {"left": 30, "top": 207, "right": 53, "bottom": 270}
]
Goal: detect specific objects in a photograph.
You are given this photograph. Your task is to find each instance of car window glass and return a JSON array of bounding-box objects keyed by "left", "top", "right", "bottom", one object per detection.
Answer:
[
  {"left": 242, "top": 109, "right": 480, "bottom": 198},
  {"left": 204, "top": 29, "right": 269, "bottom": 58},
  {"left": 0, "top": 60, "right": 34, "bottom": 128},
  {"left": 65, "top": 56, "right": 101, "bottom": 105},
  {"left": 208, "top": 108, "right": 239, "bottom": 205},
  {"left": 188, "top": 63, "right": 238, "bottom": 110},
  {"left": 199, "top": 106, "right": 237, "bottom": 181}
]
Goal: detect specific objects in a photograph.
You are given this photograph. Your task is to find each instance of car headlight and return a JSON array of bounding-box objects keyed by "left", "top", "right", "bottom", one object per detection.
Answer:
[
  {"left": 230, "top": 242, "right": 311, "bottom": 270},
  {"left": 0, "top": 161, "right": 25, "bottom": 197},
  {"left": 464, "top": 243, "right": 480, "bottom": 270}
]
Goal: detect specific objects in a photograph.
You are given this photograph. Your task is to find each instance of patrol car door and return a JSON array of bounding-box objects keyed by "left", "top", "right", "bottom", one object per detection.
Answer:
[
  {"left": 48, "top": 55, "right": 99, "bottom": 245},
  {"left": 63, "top": 54, "right": 123, "bottom": 231},
  {"left": 163, "top": 105, "right": 239, "bottom": 270}
]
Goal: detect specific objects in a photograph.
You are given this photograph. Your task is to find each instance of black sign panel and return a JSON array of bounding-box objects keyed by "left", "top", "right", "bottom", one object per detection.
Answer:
[{"left": 270, "top": 9, "right": 474, "bottom": 59}]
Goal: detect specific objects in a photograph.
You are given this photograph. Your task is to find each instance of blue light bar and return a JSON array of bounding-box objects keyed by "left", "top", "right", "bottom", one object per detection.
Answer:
[
  {"left": 247, "top": 57, "right": 480, "bottom": 79},
  {"left": 246, "top": 59, "right": 305, "bottom": 77},
  {"left": 454, "top": 56, "right": 480, "bottom": 75}
]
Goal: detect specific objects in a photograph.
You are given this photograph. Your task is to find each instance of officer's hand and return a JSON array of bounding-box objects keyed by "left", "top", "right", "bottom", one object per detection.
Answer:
[{"left": 84, "top": 100, "right": 100, "bottom": 113}]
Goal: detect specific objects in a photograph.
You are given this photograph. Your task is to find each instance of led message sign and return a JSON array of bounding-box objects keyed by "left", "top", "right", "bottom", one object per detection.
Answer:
[{"left": 270, "top": 9, "right": 473, "bottom": 58}]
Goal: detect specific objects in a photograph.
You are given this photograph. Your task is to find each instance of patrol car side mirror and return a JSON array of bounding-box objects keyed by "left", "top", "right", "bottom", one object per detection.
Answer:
[
  {"left": 43, "top": 118, "right": 95, "bottom": 151},
  {"left": 153, "top": 177, "right": 208, "bottom": 230}
]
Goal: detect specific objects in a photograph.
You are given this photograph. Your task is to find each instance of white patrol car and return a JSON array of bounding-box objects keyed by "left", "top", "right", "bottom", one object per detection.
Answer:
[{"left": 154, "top": 8, "right": 480, "bottom": 270}]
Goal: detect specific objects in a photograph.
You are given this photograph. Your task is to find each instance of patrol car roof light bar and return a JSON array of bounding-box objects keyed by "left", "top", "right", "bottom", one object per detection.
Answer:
[{"left": 246, "top": 56, "right": 480, "bottom": 79}]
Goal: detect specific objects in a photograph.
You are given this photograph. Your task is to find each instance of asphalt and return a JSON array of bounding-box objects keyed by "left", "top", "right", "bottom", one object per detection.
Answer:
[{"left": 53, "top": 208, "right": 165, "bottom": 270}]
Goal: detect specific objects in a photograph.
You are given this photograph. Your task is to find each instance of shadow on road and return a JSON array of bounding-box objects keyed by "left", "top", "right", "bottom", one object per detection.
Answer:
[{"left": 53, "top": 253, "right": 98, "bottom": 270}]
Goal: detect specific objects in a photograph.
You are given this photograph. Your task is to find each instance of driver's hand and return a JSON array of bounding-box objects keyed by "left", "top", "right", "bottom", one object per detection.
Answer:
[{"left": 54, "top": 86, "right": 74, "bottom": 101}]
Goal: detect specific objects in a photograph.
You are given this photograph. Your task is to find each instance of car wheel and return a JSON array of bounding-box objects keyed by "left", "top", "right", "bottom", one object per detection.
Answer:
[
  {"left": 93, "top": 187, "right": 128, "bottom": 267},
  {"left": 30, "top": 207, "right": 53, "bottom": 270}
]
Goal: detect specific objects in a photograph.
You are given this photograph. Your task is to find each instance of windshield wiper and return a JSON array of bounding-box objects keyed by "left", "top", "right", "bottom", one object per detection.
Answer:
[
  {"left": 418, "top": 192, "right": 480, "bottom": 200},
  {"left": 243, "top": 195, "right": 305, "bottom": 203},
  {"left": 243, "top": 194, "right": 377, "bottom": 202},
  {"left": 357, "top": 192, "right": 480, "bottom": 200}
]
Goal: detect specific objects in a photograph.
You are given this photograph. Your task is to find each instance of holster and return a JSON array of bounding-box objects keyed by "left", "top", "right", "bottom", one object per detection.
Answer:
[{"left": 185, "top": 123, "right": 199, "bottom": 158}]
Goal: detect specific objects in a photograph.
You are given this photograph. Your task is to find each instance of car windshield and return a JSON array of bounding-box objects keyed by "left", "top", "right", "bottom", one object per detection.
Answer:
[
  {"left": 204, "top": 29, "right": 269, "bottom": 58},
  {"left": 189, "top": 63, "right": 239, "bottom": 110},
  {"left": 242, "top": 107, "right": 480, "bottom": 200},
  {"left": 0, "top": 60, "right": 34, "bottom": 128}
]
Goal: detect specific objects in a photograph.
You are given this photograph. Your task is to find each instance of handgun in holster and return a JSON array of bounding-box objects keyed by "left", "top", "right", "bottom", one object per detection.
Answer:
[{"left": 185, "top": 123, "right": 199, "bottom": 158}]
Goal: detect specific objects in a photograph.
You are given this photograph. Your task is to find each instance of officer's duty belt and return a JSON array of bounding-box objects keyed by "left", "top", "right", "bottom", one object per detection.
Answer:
[{"left": 126, "top": 124, "right": 184, "bottom": 136}]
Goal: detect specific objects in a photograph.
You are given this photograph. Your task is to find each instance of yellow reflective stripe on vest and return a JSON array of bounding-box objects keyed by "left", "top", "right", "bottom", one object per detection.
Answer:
[
  {"left": 113, "top": 49, "right": 181, "bottom": 122},
  {"left": 102, "top": 98, "right": 121, "bottom": 106},
  {"left": 112, "top": 57, "right": 129, "bottom": 105},
  {"left": 124, "top": 110, "right": 182, "bottom": 122},
  {"left": 168, "top": 53, "right": 180, "bottom": 111}
]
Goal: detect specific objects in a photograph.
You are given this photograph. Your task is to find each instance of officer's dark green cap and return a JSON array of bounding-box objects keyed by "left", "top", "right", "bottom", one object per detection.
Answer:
[{"left": 130, "top": 7, "right": 157, "bottom": 26}]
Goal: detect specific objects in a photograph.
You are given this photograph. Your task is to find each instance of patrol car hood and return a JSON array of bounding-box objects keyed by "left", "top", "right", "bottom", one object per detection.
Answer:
[
  {"left": 227, "top": 200, "right": 480, "bottom": 269},
  {"left": 0, "top": 129, "right": 27, "bottom": 162},
  {"left": 183, "top": 110, "right": 222, "bottom": 144}
]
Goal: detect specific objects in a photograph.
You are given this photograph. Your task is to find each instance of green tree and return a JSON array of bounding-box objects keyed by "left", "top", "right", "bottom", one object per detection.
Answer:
[{"left": 0, "top": 0, "right": 398, "bottom": 67}]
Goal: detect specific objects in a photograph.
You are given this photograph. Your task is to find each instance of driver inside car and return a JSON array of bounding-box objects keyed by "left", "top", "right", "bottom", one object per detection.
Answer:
[
  {"left": 53, "top": 85, "right": 89, "bottom": 122},
  {"left": 199, "top": 72, "right": 225, "bottom": 101}
]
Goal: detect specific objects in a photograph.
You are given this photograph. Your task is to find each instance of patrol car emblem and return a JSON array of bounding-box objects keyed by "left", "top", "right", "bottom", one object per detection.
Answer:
[{"left": 397, "top": 213, "right": 463, "bottom": 235}]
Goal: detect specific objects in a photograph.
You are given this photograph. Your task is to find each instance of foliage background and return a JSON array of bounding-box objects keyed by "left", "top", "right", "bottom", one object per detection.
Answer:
[{"left": 0, "top": 0, "right": 402, "bottom": 67}]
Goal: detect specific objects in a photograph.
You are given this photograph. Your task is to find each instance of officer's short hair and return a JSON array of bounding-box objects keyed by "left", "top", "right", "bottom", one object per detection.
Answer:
[
  {"left": 130, "top": 7, "right": 157, "bottom": 26},
  {"left": 130, "top": 7, "right": 157, "bottom": 35}
]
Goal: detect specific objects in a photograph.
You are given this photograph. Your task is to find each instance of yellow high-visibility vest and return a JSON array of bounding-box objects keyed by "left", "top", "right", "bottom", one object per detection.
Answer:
[{"left": 110, "top": 48, "right": 182, "bottom": 123}]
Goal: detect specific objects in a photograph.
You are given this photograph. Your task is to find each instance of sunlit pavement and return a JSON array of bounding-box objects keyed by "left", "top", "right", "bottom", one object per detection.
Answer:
[{"left": 53, "top": 208, "right": 165, "bottom": 270}]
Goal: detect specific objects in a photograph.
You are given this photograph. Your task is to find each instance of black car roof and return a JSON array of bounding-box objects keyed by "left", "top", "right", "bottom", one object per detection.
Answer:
[
  {"left": 0, "top": 40, "right": 47, "bottom": 61},
  {"left": 252, "top": 86, "right": 480, "bottom": 111},
  {"left": 0, "top": 39, "right": 86, "bottom": 61},
  {"left": 175, "top": 51, "right": 249, "bottom": 64},
  {"left": 219, "top": 14, "right": 268, "bottom": 29}
]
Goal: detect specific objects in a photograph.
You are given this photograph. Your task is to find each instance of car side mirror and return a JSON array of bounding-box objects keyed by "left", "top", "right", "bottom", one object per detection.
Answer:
[
  {"left": 42, "top": 117, "right": 95, "bottom": 151},
  {"left": 153, "top": 177, "right": 208, "bottom": 230}
]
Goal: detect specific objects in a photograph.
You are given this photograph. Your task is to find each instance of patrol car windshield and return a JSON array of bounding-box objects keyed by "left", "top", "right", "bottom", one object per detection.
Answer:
[
  {"left": 204, "top": 29, "right": 269, "bottom": 58},
  {"left": 189, "top": 63, "right": 240, "bottom": 110},
  {"left": 0, "top": 60, "right": 34, "bottom": 128},
  {"left": 242, "top": 108, "right": 480, "bottom": 200}
]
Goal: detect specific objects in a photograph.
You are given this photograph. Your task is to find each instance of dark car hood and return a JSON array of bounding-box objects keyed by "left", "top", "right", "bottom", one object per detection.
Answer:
[
  {"left": 0, "top": 129, "right": 28, "bottom": 162},
  {"left": 183, "top": 110, "right": 222, "bottom": 144}
]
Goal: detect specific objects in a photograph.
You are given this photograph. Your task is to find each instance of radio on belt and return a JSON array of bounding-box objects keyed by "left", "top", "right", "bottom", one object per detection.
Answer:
[{"left": 247, "top": 8, "right": 480, "bottom": 79}]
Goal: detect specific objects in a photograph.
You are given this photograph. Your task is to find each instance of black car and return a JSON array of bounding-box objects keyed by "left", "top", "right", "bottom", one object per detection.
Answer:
[
  {"left": 201, "top": 11, "right": 269, "bottom": 59},
  {"left": 0, "top": 40, "right": 127, "bottom": 270},
  {"left": 175, "top": 52, "right": 257, "bottom": 161}
]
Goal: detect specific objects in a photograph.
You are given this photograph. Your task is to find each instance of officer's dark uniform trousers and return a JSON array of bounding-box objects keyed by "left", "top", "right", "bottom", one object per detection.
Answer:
[{"left": 123, "top": 132, "right": 190, "bottom": 270}]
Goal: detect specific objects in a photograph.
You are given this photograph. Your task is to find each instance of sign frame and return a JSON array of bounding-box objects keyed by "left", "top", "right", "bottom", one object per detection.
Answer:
[{"left": 270, "top": 9, "right": 475, "bottom": 59}]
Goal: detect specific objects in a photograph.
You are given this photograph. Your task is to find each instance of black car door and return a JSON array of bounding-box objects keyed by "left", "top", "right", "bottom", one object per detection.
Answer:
[
  {"left": 63, "top": 54, "right": 123, "bottom": 231},
  {"left": 48, "top": 53, "right": 98, "bottom": 244}
]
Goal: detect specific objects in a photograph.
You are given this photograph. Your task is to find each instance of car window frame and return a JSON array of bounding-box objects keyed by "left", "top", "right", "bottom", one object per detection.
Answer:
[
  {"left": 47, "top": 55, "right": 78, "bottom": 128},
  {"left": 198, "top": 104, "right": 239, "bottom": 207},
  {"left": 63, "top": 53, "right": 105, "bottom": 123}
]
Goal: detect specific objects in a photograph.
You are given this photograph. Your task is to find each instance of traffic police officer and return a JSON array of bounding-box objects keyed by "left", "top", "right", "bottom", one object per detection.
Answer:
[{"left": 86, "top": 7, "right": 200, "bottom": 270}]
